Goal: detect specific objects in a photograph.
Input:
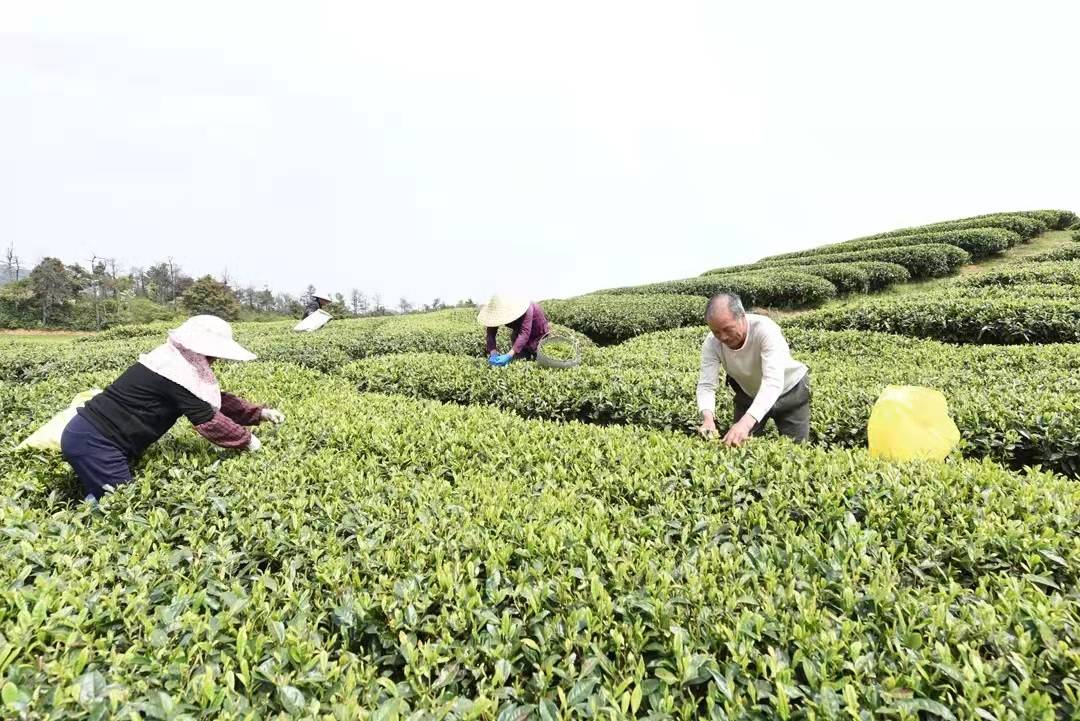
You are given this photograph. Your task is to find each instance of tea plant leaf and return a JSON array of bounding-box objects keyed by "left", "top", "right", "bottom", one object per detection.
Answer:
[
  {"left": 888, "top": 698, "right": 958, "bottom": 720},
  {"left": 278, "top": 685, "right": 305, "bottom": 716},
  {"left": 77, "top": 671, "right": 108, "bottom": 706}
]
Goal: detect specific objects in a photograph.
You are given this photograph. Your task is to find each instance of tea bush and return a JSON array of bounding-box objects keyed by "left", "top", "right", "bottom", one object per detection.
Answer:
[
  {"left": 996, "top": 209, "right": 1077, "bottom": 229},
  {"left": 602, "top": 271, "right": 837, "bottom": 309},
  {"left": 76, "top": 320, "right": 177, "bottom": 343},
  {"left": 0, "top": 310, "right": 592, "bottom": 381},
  {"left": 959, "top": 260, "right": 1080, "bottom": 288},
  {"left": 704, "top": 262, "right": 910, "bottom": 293},
  {"left": 2, "top": 363, "right": 1079, "bottom": 719},
  {"left": 790, "top": 292, "right": 1080, "bottom": 345},
  {"left": 700, "top": 210, "right": 1076, "bottom": 278},
  {"left": 0, "top": 337, "right": 155, "bottom": 384},
  {"left": 5, "top": 207, "right": 1080, "bottom": 720},
  {"left": 772, "top": 263, "right": 871, "bottom": 294},
  {"left": 854, "top": 210, "right": 1077, "bottom": 240},
  {"left": 542, "top": 294, "right": 706, "bottom": 345},
  {"left": 1029, "top": 245, "right": 1080, "bottom": 262},
  {"left": 804, "top": 261, "right": 911, "bottom": 292},
  {"left": 922, "top": 283, "right": 1080, "bottom": 301},
  {"left": 856, "top": 213, "right": 1047, "bottom": 241},
  {"left": 759, "top": 244, "right": 971, "bottom": 280},
  {"left": 756, "top": 228, "right": 1018, "bottom": 265},
  {"left": 343, "top": 326, "right": 1080, "bottom": 477},
  {"left": 706, "top": 245, "right": 969, "bottom": 280}
]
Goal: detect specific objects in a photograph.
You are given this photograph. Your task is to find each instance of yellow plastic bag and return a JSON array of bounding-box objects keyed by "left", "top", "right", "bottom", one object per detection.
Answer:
[
  {"left": 16, "top": 389, "right": 103, "bottom": 453},
  {"left": 867, "top": 385, "right": 960, "bottom": 462}
]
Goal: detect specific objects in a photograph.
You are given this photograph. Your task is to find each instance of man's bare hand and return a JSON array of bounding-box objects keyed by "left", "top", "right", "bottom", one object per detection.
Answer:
[
  {"left": 722, "top": 415, "right": 756, "bottom": 447},
  {"left": 698, "top": 412, "right": 717, "bottom": 440}
]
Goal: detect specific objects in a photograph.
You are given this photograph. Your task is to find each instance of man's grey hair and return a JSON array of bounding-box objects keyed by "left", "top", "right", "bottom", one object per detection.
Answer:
[{"left": 705, "top": 292, "right": 745, "bottom": 321}]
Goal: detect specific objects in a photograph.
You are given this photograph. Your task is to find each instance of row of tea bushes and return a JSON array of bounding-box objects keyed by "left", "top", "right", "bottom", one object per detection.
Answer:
[
  {"left": 0, "top": 309, "right": 592, "bottom": 381},
  {"left": 2, "top": 362, "right": 1078, "bottom": 719},
  {"left": 789, "top": 289, "right": 1080, "bottom": 345},
  {"left": 748, "top": 228, "right": 1018, "bottom": 266},
  {"left": 342, "top": 326, "right": 1080, "bottom": 477},
  {"left": 542, "top": 294, "right": 707, "bottom": 345},
  {"left": 599, "top": 271, "right": 838, "bottom": 309}
]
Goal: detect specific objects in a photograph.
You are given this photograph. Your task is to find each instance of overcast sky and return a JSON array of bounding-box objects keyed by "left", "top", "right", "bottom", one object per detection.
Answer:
[{"left": 4, "top": 1, "right": 1078, "bottom": 304}]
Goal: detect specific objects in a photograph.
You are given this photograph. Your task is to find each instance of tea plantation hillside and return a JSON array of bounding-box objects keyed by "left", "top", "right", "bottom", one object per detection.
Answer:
[{"left": 2, "top": 209, "right": 1079, "bottom": 720}]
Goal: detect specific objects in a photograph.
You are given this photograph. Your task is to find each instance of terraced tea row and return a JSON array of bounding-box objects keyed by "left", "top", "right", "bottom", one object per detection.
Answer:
[
  {"left": 0, "top": 309, "right": 592, "bottom": 382},
  {"left": 706, "top": 228, "right": 1018, "bottom": 272},
  {"left": 2, "top": 364, "right": 1077, "bottom": 719},
  {"left": 342, "top": 327, "right": 1080, "bottom": 477},
  {"left": 850, "top": 209, "right": 1076, "bottom": 241},
  {"left": 791, "top": 274, "right": 1080, "bottom": 345},
  {"left": 598, "top": 271, "right": 839, "bottom": 309},
  {"left": 699, "top": 209, "right": 1077, "bottom": 280}
]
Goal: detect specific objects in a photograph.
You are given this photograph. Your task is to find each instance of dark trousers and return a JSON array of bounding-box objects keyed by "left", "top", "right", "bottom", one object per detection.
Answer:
[
  {"left": 61, "top": 414, "right": 133, "bottom": 501},
  {"left": 728, "top": 373, "right": 811, "bottom": 443}
]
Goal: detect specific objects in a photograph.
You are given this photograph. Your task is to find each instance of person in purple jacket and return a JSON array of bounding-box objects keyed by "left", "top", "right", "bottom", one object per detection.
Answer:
[
  {"left": 477, "top": 295, "right": 550, "bottom": 367},
  {"left": 60, "top": 315, "right": 286, "bottom": 503}
]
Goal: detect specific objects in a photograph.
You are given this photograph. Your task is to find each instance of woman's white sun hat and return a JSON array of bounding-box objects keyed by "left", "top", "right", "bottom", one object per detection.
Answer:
[
  {"left": 312, "top": 291, "right": 332, "bottom": 302},
  {"left": 169, "top": 315, "right": 256, "bottom": 361},
  {"left": 476, "top": 295, "right": 530, "bottom": 327}
]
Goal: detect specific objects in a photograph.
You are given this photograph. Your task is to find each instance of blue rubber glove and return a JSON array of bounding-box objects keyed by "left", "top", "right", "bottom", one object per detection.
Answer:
[{"left": 489, "top": 353, "right": 513, "bottom": 367}]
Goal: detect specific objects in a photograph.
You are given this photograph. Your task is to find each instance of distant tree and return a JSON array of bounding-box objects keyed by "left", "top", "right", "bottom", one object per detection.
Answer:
[
  {"left": 255, "top": 287, "right": 275, "bottom": 313},
  {"left": 107, "top": 259, "right": 121, "bottom": 301},
  {"left": 0, "top": 278, "right": 33, "bottom": 318},
  {"left": 145, "top": 262, "right": 174, "bottom": 304},
  {"left": 1, "top": 248, "right": 313, "bottom": 329},
  {"left": 144, "top": 258, "right": 190, "bottom": 305},
  {"left": 326, "top": 300, "right": 349, "bottom": 318},
  {"left": 174, "top": 274, "right": 195, "bottom": 299},
  {"left": 129, "top": 267, "right": 147, "bottom": 297},
  {"left": 350, "top": 289, "right": 369, "bottom": 315},
  {"left": 275, "top": 293, "right": 303, "bottom": 317},
  {"left": 86, "top": 256, "right": 112, "bottom": 330},
  {"left": 29, "top": 257, "right": 77, "bottom": 325},
  {"left": 65, "top": 263, "right": 91, "bottom": 298},
  {"left": 180, "top": 275, "right": 242, "bottom": 320},
  {"left": 4, "top": 244, "right": 20, "bottom": 282},
  {"left": 398, "top": 297, "right": 413, "bottom": 314},
  {"left": 113, "top": 275, "right": 134, "bottom": 315},
  {"left": 300, "top": 284, "right": 317, "bottom": 309}
]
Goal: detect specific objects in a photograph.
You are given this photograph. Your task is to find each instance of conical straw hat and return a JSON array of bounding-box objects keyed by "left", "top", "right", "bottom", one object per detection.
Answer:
[
  {"left": 169, "top": 315, "right": 256, "bottom": 361},
  {"left": 476, "top": 295, "right": 529, "bottom": 327}
]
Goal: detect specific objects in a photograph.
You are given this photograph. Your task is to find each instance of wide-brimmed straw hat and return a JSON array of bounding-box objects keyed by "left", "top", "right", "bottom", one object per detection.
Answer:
[
  {"left": 476, "top": 295, "right": 529, "bottom": 327},
  {"left": 169, "top": 315, "right": 256, "bottom": 361},
  {"left": 312, "top": 290, "right": 332, "bottom": 302}
]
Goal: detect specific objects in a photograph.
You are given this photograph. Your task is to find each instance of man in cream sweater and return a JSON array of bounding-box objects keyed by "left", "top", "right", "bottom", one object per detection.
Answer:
[{"left": 697, "top": 292, "right": 810, "bottom": 447}]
